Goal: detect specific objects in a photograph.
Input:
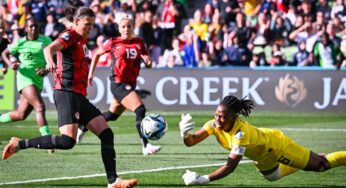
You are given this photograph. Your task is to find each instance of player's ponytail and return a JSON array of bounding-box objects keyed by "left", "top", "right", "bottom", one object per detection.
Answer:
[
  {"left": 64, "top": 5, "right": 95, "bottom": 22},
  {"left": 221, "top": 95, "right": 255, "bottom": 117}
]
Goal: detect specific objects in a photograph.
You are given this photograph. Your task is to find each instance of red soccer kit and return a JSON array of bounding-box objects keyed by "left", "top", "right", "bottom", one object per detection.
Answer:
[
  {"left": 55, "top": 29, "right": 90, "bottom": 96},
  {"left": 102, "top": 37, "right": 149, "bottom": 88}
]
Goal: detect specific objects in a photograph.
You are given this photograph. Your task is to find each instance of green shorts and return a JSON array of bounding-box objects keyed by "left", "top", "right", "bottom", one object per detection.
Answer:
[{"left": 16, "top": 69, "right": 44, "bottom": 92}]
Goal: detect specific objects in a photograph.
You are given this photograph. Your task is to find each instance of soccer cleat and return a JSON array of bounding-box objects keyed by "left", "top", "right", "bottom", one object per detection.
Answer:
[
  {"left": 108, "top": 178, "right": 138, "bottom": 188},
  {"left": 142, "top": 143, "right": 161, "bottom": 156},
  {"left": 2, "top": 137, "right": 20, "bottom": 160},
  {"left": 76, "top": 128, "right": 86, "bottom": 143}
]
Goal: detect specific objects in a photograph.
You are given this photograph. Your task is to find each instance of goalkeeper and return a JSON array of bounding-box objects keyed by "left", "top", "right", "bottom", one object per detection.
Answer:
[{"left": 179, "top": 95, "right": 346, "bottom": 186}]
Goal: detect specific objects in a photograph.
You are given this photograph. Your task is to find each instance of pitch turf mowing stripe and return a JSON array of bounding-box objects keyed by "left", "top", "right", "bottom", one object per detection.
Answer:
[
  {"left": 6, "top": 125, "right": 346, "bottom": 132},
  {"left": 0, "top": 160, "right": 252, "bottom": 185},
  {"left": 279, "top": 128, "right": 346, "bottom": 132}
]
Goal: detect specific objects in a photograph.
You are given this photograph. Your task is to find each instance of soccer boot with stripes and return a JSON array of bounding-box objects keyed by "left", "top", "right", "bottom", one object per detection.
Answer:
[{"left": 2, "top": 137, "right": 20, "bottom": 160}]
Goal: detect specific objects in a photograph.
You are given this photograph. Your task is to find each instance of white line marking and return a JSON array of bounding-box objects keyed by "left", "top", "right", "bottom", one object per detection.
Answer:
[
  {"left": 279, "top": 128, "right": 346, "bottom": 132},
  {"left": 0, "top": 160, "right": 252, "bottom": 185}
]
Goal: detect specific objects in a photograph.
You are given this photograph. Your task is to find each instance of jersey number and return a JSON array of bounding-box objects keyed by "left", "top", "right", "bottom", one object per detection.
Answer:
[
  {"left": 23, "top": 52, "right": 33, "bottom": 60},
  {"left": 278, "top": 156, "right": 291, "bottom": 165},
  {"left": 125, "top": 48, "right": 137, "bottom": 59}
]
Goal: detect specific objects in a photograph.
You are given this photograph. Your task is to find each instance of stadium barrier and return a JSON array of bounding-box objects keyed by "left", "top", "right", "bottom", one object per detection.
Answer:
[{"left": 3, "top": 67, "right": 346, "bottom": 112}]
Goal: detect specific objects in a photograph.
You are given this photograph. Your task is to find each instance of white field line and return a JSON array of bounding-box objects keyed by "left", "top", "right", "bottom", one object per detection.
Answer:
[
  {"left": 0, "top": 160, "right": 252, "bottom": 185},
  {"left": 279, "top": 128, "right": 346, "bottom": 132}
]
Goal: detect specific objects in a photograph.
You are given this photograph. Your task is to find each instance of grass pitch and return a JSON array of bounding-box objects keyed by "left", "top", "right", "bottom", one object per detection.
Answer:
[{"left": 0, "top": 111, "right": 345, "bottom": 187}]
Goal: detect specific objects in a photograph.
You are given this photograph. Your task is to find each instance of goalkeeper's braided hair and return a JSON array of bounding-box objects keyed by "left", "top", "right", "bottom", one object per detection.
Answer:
[{"left": 221, "top": 95, "right": 255, "bottom": 117}]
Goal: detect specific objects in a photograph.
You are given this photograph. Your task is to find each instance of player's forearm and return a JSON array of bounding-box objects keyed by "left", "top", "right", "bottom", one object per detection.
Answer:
[
  {"left": 183, "top": 134, "right": 196, "bottom": 146},
  {"left": 209, "top": 164, "right": 235, "bottom": 182},
  {"left": 43, "top": 46, "right": 57, "bottom": 68},
  {"left": 1, "top": 49, "right": 12, "bottom": 66},
  {"left": 89, "top": 54, "right": 100, "bottom": 77}
]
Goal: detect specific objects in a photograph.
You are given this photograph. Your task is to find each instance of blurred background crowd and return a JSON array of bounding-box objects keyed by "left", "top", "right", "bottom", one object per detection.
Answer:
[{"left": 1, "top": 0, "right": 346, "bottom": 69}]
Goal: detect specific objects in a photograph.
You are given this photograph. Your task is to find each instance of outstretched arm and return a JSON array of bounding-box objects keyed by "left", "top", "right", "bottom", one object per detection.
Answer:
[
  {"left": 209, "top": 153, "right": 242, "bottom": 181},
  {"left": 179, "top": 113, "right": 209, "bottom": 146},
  {"left": 88, "top": 47, "right": 107, "bottom": 86},
  {"left": 183, "top": 153, "right": 243, "bottom": 185}
]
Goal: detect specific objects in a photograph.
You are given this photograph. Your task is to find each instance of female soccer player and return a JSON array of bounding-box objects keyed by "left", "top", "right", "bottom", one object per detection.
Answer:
[
  {"left": 87, "top": 16, "right": 160, "bottom": 156},
  {"left": 1, "top": 18, "right": 54, "bottom": 153},
  {"left": 2, "top": 6, "right": 137, "bottom": 188},
  {"left": 179, "top": 95, "right": 346, "bottom": 185}
]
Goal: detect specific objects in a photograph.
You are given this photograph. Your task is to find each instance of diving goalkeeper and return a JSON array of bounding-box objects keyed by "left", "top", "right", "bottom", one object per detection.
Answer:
[{"left": 179, "top": 95, "right": 346, "bottom": 185}]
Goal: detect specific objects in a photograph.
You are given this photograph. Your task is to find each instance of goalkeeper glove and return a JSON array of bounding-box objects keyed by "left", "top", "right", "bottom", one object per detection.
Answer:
[
  {"left": 179, "top": 113, "right": 195, "bottom": 138},
  {"left": 182, "top": 170, "right": 210, "bottom": 185}
]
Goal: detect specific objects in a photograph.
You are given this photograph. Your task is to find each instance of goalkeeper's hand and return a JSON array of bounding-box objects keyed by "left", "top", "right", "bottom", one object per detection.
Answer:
[
  {"left": 179, "top": 113, "right": 195, "bottom": 138},
  {"left": 182, "top": 170, "right": 209, "bottom": 186}
]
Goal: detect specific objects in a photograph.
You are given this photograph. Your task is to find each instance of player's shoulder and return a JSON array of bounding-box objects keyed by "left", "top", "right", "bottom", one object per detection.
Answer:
[
  {"left": 59, "top": 29, "right": 78, "bottom": 41},
  {"left": 38, "top": 34, "right": 52, "bottom": 43},
  {"left": 204, "top": 119, "right": 217, "bottom": 129},
  {"left": 131, "top": 37, "right": 144, "bottom": 43},
  {"left": 15, "top": 37, "right": 27, "bottom": 46}
]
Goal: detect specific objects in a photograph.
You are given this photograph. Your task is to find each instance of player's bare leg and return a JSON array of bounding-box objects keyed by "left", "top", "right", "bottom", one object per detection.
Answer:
[
  {"left": 121, "top": 91, "right": 161, "bottom": 155},
  {"left": 21, "top": 86, "right": 54, "bottom": 154}
]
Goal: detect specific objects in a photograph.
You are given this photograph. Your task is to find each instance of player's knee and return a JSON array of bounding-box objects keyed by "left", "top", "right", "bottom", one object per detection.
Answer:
[
  {"left": 58, "top": 134, "right": 76, "bottom": 149},
  {"left": 103, "top": 111, "right": 120, "bottom": 121},
  {"left": 317, "top": 159, "right": 330, "bottom": 172},
  {"left": 305, "top": 155, "right": 330, "bottom": 172},
  {"left": 262, "top": 168, "right": 281, "bottom": 181},
  {"left": 98, "top": 128, "right": 114, "bottom": 145},
  {"left": 134, "top": 105, "right": 146, "bottom": 122}
]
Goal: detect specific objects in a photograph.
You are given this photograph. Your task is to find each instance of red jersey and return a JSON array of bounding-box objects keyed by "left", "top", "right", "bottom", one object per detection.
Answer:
[
  {"left": 103, "top": 37, "right": 148, "bottom": 87},
  {"left": 55, "top": 29, "right": 90, "bottom": 96}
]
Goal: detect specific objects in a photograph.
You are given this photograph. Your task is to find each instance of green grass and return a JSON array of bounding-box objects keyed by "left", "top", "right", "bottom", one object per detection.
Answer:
[{"left": 0, "top": 111, "right": 346, "bottom": 187}]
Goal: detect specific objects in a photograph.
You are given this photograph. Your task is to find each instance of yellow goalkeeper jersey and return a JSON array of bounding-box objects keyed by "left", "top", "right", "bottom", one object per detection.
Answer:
[{"left": 203, "top": 117, "right": 304, "bottom": 164}]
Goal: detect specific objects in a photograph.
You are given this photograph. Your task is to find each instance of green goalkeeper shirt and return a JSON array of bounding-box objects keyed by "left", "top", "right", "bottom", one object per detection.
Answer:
[{"left": 8, "top": 34, "right": 52, "bottom": 91}]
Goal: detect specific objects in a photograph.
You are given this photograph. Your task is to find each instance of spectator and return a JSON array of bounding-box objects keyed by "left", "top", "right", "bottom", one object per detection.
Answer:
[
  {"left": 160, "top": 37, "right": 184, "bottom": 68},
  {"left": 181, "top": 29, "right": 199, "bottom": 68},
  {"left": 202, "top": 3, "right": 214, "bottom": 24},
  {"left": 312, "top": 32, "right": 343, "bottom": 68},
  {"left": 268, "top": 50, "right": 287, "bottom": 66},
  {"left": 103, "top": 12, "right": 119, "bottom": 38},
  {"left": 0, "top": 20, "right": 10, "bottom": 74},
  {"left": 156, "top": 0, "right": 177, "bottom": 54},
  {"left": 270, "top": 13, "right": 291, "bottom": 46},
  {"left": 30, "top": 0, "right": 47, "bottom": 23},
  {"left": 293, "top": 40, "right": 312, "bottom": 66},
  {"left": 289, "top": 21, "right": 320, "bottom": 53},
  {"left": 209, "top": 38, "right": 227, "bottom": 66},
  {"left": 139, "top": 10, "right": 160, "bottom": 66},
  {"left": 44, "top": 13, "right": 56, "bottom": 39},
  {"left": 330, "top": 0, "right": 346, "bottom": 19},
  {"left": 224, "top": 33, "right": 251, "bottom": 66},
  {"left": 90, "top": 35, "right": 111, "bottom": 67},
  {"left": 249, "top": 46, "right": 266, "bottom": 68},
  {"left": 316, "top": 0, "right": 331, "bottom": 20},
  {"left": 208, "top": 11, "right": 222, "bottom": 43},
  {"left": 325, "top": 22, "right": 342, "bottom": 47},
  {"left": 234, "top": 12, "right": 251, "bottom": 48}
]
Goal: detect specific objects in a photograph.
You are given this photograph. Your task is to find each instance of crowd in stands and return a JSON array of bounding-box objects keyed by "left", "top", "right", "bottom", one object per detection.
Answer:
[{"left": 1, "top": 0, "right": 346, "bottom": 69}]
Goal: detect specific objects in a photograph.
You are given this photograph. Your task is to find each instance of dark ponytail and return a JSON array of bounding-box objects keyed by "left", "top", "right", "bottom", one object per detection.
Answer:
[
  {"left": 220, "top": 95, "right": 255, "bottom": 117},
  {"left": 64, "top": 5, "right": 95, "bottom": 22}
]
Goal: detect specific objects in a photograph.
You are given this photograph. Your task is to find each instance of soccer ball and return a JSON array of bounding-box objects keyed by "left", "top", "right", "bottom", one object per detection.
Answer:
[{"left": 140, "top": 113, "right": 168, "bottom": 140}]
